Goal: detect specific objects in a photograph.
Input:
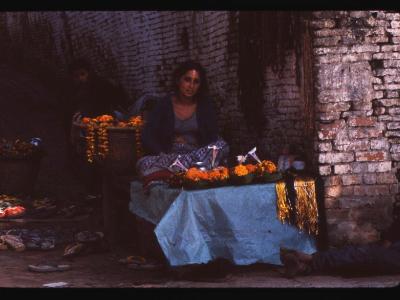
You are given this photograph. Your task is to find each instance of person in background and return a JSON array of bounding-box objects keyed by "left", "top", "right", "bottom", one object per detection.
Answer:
[
  {"left": 279, "top": 215, "right": 400, "bottom": 278},
  {"left": 61, "top": 58, "right": 129, "bottom": 197},
  {"left": 277, "top": 144, "right": 298, "bottom": 172},
  {"left": 137, "top": 60, "right": 229, "bottom": 188}
]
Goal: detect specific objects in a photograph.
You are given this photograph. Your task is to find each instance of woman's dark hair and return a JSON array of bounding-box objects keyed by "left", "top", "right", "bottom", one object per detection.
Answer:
[
  {"left": 68, "top": 58, "right": 93, "bottom": 74},
  {"left": 171, "top": 60, "right": 209, "bottom": 101}
]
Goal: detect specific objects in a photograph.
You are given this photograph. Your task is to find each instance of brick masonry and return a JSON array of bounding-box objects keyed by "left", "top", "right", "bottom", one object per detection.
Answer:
[
  {"left": 0, "top": 11, "right": 399, "bottom": 246},
  {"left": 313, "top": 10, "right": 399, "bottom": 245}
]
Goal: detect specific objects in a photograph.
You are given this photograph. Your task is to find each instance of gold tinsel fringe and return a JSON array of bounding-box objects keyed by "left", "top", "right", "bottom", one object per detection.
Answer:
[
  {"left": 276, "top": 180, "right": 291, "bottom": 224},
  {"left": 275, "top": 177, "right": 319, "bottom": 236}
]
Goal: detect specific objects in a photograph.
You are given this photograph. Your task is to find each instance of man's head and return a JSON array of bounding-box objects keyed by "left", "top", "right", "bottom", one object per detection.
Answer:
[{"left": 68, "top": 58, "right": 92, "bottom": 85}]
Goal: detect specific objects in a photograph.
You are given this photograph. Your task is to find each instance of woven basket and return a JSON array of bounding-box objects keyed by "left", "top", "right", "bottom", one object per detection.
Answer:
[
  {"left": 0, "top": 156, "right": 41, "bottom": 196},
  {"left": 72, "top": 121, "right": 139, "bottom": 173}
]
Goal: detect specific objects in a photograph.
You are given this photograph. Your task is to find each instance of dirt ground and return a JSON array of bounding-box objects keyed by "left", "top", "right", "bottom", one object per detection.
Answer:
[{"left": 1, "top": 244, "right": 400, "bottom": 288}]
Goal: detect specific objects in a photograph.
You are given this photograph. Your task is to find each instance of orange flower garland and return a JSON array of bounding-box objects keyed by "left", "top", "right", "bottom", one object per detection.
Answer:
[
  {"left": 82, "top": 114, "right": 144, "bottom": 163},
  {"left": 128, "top": 116, "right": 144, "bottom": 159},
  {"left": 85, "top": 119, "right": 97, "bottom": 163}
]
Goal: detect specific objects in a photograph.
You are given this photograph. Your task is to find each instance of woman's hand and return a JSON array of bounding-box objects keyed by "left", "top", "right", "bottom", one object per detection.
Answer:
[{"left": 72, "top": 111, "right": 82, "bottom": 123}]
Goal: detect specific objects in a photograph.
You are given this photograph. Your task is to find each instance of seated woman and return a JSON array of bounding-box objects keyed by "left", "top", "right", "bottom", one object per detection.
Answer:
[{"left": 137, "top": 60, "right": 229, "bottom": 185}]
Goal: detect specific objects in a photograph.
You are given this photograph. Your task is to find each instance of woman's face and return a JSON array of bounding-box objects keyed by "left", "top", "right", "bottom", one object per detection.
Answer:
[{"left": 177, "top": 69, "right": 201, "bottom": 99}]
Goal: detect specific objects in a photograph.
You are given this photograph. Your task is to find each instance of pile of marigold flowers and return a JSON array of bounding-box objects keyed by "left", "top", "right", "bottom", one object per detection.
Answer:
[
  {"left": 184, "top": 166, "right": 229, "bottom": 182},
  {"left": 80, "top": 115, "right": 144, "bottom": 163},
  {"left": 257, "top": 160, "right": 277, "bottom": 175},
  {"left": 231, "top": 160, "right": 278, "bottom": 182}
]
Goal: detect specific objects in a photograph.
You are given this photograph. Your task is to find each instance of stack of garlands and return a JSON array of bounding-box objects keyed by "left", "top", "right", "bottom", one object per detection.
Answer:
[{"left": 82, "top": 115, "right": 144, "bottom": 163}]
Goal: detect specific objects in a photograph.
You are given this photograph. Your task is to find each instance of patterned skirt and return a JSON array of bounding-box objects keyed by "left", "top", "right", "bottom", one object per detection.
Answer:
[{"left": 136, "top": 138, "right": 229, "bottom": 178}]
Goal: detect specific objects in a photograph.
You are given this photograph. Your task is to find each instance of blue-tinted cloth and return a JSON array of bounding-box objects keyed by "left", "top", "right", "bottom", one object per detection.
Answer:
[{"left": 129, "top": 181, "right": 317, "bottom": 266}]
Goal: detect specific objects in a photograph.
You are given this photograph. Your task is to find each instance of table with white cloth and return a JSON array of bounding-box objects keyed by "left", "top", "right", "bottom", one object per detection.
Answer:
[{"left": 129, "top": 181, "right": 317, "bottom": 267}]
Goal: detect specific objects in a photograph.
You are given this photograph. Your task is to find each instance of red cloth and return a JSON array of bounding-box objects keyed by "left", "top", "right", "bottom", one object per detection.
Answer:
[
  {"left": 0, "top": 206, "right": 25, "bottom": 218},
  {"left": 142, "top": 170, "right": 174, "bottom": 190}
]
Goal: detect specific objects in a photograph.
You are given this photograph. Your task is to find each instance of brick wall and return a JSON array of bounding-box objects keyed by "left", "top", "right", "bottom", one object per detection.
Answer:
[
  {"left": 261, "top": 50, "right": 305, "bottom": 160},
  {"left": 312, "top": 10, "right": 399, "bottom": 245}
]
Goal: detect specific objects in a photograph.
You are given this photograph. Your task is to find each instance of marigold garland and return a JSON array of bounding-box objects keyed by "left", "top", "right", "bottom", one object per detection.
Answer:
[
  {"left": 82, "top": 115, "right": 143, "bottom": 163},
  {"left": 97, "top": 122, "right": 110, "bottom": 159},
  {"left": 128, "top": 116, "right": 144, "bottom": 159},
  {"left": 85, "top": 119, "right": 97, "bottom": 163}
]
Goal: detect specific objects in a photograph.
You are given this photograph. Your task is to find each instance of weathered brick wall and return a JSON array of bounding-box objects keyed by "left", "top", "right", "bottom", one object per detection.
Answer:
[
  {"left": 261, "top": 50, "right": 305, "bottom": 160},
  {"left": 312, "top": 10, "right": 399, "bottom": 245}
]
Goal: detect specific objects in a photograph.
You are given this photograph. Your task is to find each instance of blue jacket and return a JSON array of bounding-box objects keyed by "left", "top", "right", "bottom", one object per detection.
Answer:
[{"left": 141, "top": 95, "right": 219, "bottom": 155}]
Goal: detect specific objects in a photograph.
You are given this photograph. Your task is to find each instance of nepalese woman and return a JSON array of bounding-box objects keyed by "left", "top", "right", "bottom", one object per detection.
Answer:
[{"left": 136, "top": 60, "right": 229, "bottom": 180}]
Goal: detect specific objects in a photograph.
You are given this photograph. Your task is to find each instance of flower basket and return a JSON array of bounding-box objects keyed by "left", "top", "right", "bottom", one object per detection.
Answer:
[
  {"left": 183, "top": 179, "right": 210, "bottom": 190},
  {"left": 260, "top": 172, "right": 283, "bottom": 183},
  {"left": 230, "top": 173, "right": 255, "bottom": 186},
  {"left": 209, "top": 179, "right": 229, "bottom": 188}
]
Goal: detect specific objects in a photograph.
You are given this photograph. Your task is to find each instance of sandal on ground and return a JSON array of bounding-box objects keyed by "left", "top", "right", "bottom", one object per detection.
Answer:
[
  {"left": 127, "top": 262, "right": 164, "bottom": 271},
  {"left": 118, "top": 255, "right": 147, "bottom": 265},
  {"left": 63, "top": 242, "right": 84, "bottom": 257},
  {"left": 75, "top": 231, "right": 104, "bottom": 243},
  {"left": 28, "top": 264, "right": 71, "bottom": 273}
]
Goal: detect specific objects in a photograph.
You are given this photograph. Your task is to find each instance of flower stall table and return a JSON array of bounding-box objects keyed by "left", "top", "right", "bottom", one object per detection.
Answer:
[{"left": 129, "top": 181, "right": 317, "bottom": 267}]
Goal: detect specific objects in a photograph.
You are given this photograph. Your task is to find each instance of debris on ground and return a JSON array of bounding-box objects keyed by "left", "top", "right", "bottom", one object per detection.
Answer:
[
  {"left": 0, "top": 228, "right": 75, "bottom": 251},
  {"left": 0, "top": 194, "right": 26, "bottom": 219},
  {"left": 0, "top": 193, "right": 100, "bottom": 220},
  {"left": 119, "top": 255, "right": 164, "bottom": 271},
  {"left": 63, "top": 230, "right": 107, "bottom": 258},
  {"left": 0, "top": 234, "right": 25, "bottom": 251},
  {"left": 42, "top": 282, "right": 69, "bottom": 288}
]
